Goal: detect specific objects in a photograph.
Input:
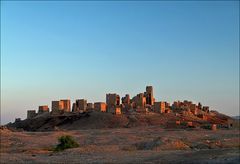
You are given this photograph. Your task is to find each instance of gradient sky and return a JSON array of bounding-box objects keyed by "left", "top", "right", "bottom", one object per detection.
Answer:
[{"left": 1, "top": 1, "right": 239, "bottom": 124}]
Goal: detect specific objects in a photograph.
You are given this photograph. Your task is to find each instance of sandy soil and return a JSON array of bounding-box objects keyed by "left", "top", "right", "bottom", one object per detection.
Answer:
[{"left": 0, "top": 126, "right": 239, "bottom": 163}]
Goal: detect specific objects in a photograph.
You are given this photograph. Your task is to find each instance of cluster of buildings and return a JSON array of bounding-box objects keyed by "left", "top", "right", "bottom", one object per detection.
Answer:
[
  {"left": 172, "top": 100, "right": 210, "bottom": 115},
  {"left": 27, "top": 86, "right": 210, "bottom": 119}
]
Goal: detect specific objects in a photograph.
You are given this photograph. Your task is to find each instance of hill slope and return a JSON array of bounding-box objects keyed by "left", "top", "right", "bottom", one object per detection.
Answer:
[{"left": 6, "top": 110, "right": 236, "bottom": 131}]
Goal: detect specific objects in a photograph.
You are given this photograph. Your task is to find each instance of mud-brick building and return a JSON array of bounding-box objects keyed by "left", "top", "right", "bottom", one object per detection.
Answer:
[
  {"left": 60, "top": 99, "right": 71, "bottom": 112},
  {"left": 27, "top": 110, "right": 36, "bottom": 119},
  {"left": 106, "top": 93, "right": 121, "bottom": 114},
  {"left": 154, "top": 101, "right": 166, "bottom": 113},
  {"left": 144, "top": 86, "right": 155, "bottom": 106},
  {"left": 202, "top": 106, "right": 210, "bottom": 113},
  {"left": 52, "top": 100, "right": 64, "bottom": 114},
  {"left": 115, "top": 107, "right": 121, "bottom": 115},
  {"left": 73, "top": 99, "right": 87, "bottom": 112},
  {"left": 38, "top": 105, "right": 49, "bottom": 114},
  {"left": 121, "top": 94, "right": 131, "bottom": 112},
  {"left": 197, "top": 114, "right": 208, "bottom": 121},
  {"left": 106, "top": 94, "right": 120, "bottom": 108},
  {"left": 131, "top": 93, "right": 146, "bottom": 109},
  {"left": 94, "top": 102, "right": 107, "bottom": 112},
  {"left": 190, "top": 104, "right": 199, "bottom": 115},
  {"left": 87, "top": 103, "right": 94, "bottom": 110}
]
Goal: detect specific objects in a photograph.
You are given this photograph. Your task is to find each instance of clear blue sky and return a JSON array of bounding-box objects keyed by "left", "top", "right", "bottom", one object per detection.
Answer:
[{"left": 1, "top": 1, "right": 239, "bottom": 124}]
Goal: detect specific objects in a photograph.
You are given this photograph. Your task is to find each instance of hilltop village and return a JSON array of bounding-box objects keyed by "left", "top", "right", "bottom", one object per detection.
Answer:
[
  {"left": 8, "top": 86, "right": 238, "bottom": 132},
  {"left": 26, "top": 86, "right": 210, "bottom": 119}
]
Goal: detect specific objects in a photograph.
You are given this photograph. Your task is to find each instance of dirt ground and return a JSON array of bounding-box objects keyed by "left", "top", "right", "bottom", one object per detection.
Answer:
[{"left": 0, "top": 126, "right": 239, "bottom": 163}]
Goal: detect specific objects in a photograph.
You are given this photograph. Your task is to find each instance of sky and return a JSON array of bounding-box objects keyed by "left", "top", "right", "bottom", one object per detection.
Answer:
[{"left": 1, "top": 1, "right": 239, "bottom": 124}]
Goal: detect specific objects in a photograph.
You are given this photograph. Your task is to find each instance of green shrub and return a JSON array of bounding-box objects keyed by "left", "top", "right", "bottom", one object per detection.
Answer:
[{"left": 54, "top": 135, "right": 79, "bottom": 152}]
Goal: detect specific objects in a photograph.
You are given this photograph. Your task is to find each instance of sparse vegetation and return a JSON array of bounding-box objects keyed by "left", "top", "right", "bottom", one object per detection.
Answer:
[
  {"left": 54, "top": 135, "right": 79, "bottom": 151},
  {"left": 134, "top": 137, "right": 162, "bottom": 150},
  {"left": 1, "top": 126, "right": 239, "bottom": 163}
]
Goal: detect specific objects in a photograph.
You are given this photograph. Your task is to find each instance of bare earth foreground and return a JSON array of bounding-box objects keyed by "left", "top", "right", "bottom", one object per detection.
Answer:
[{"left": 0, "top": 126, "right": 239, "bottom": 164}]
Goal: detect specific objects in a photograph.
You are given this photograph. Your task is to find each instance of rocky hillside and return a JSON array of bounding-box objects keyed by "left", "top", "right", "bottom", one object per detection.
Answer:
[{"left": 6, "top": 110, "right": 237, "bottom": 132}]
